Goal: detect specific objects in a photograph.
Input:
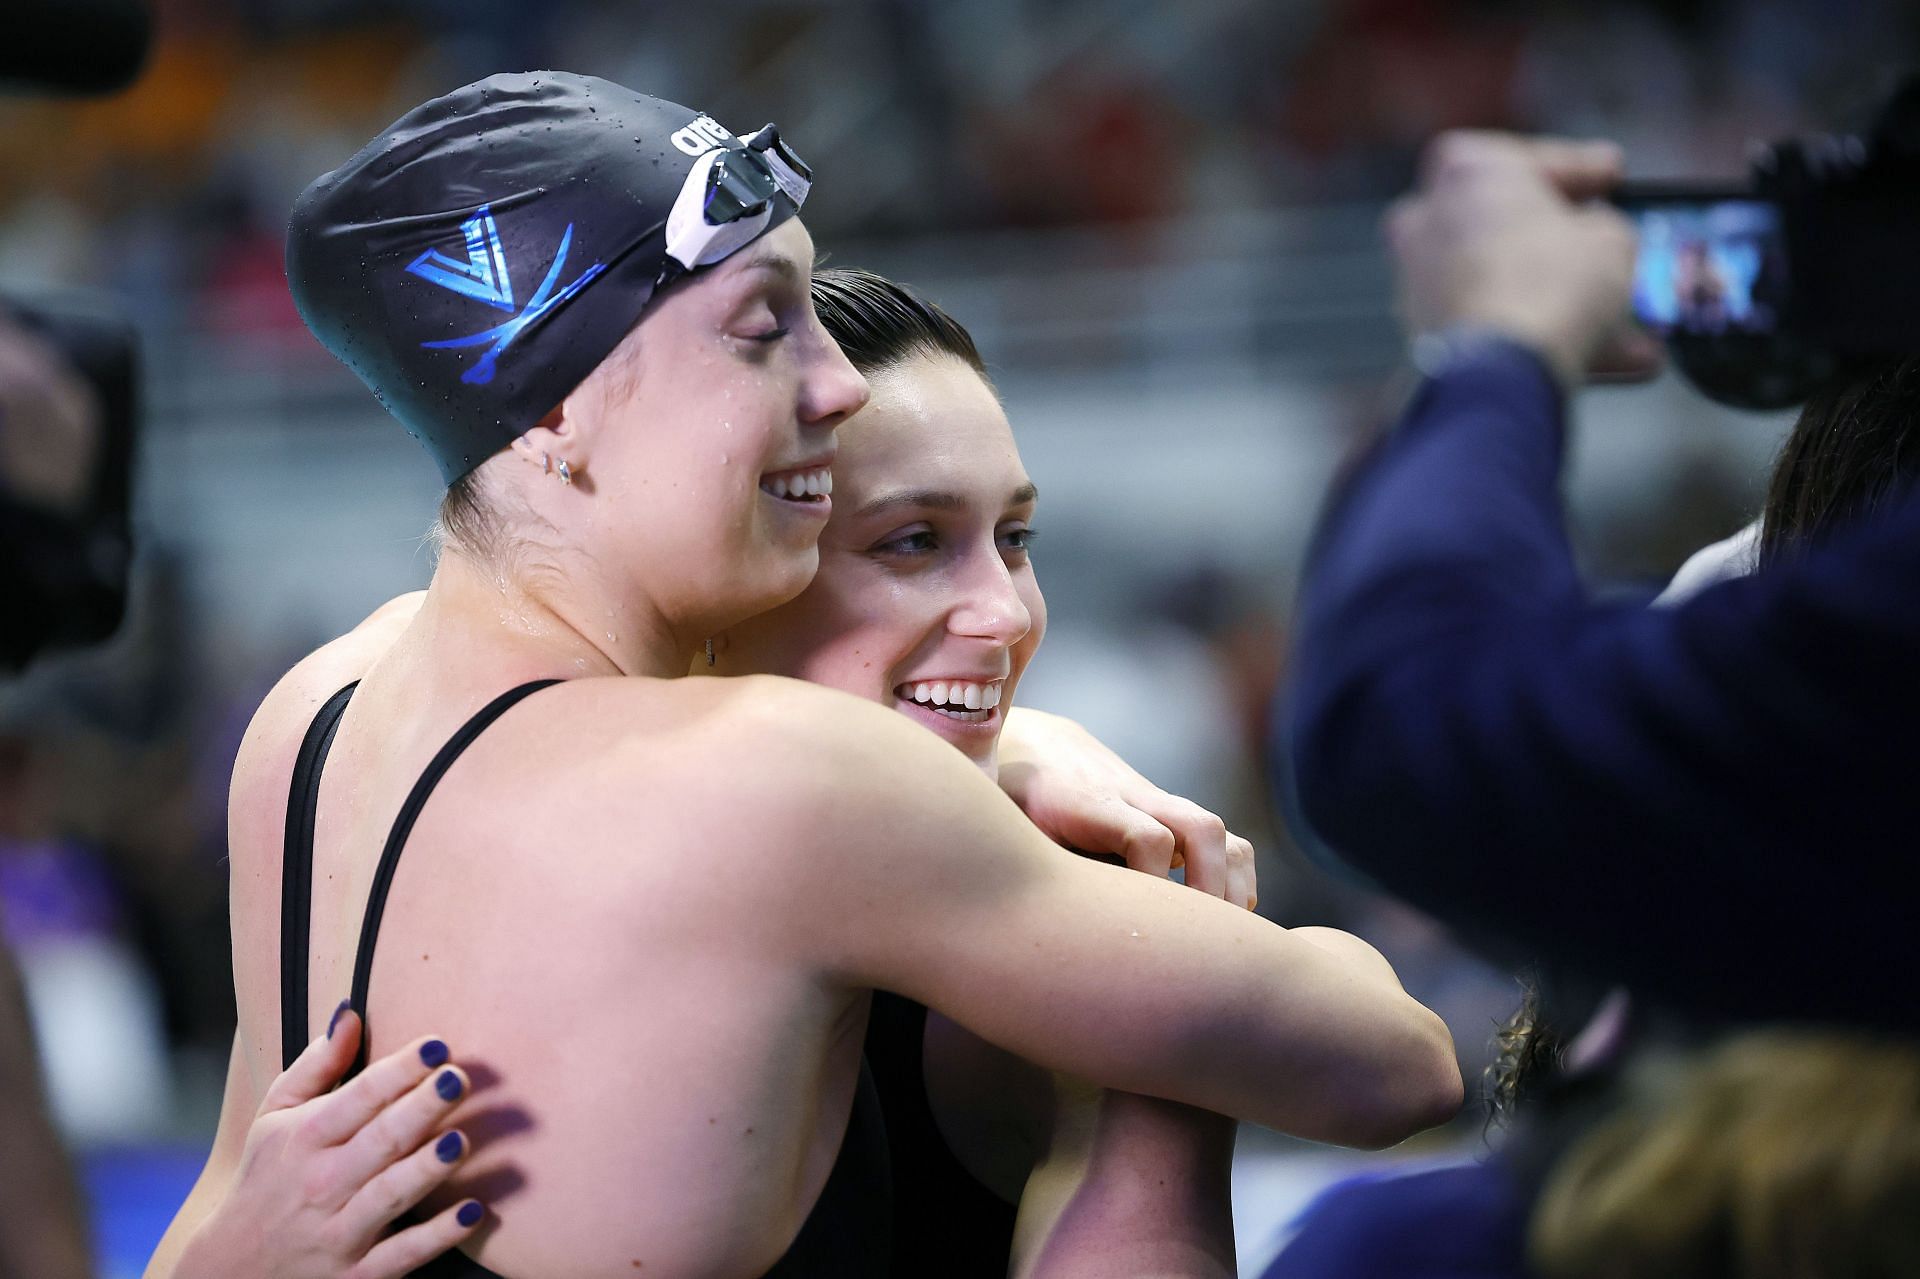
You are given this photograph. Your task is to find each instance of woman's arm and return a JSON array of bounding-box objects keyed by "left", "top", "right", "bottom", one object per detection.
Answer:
[
  {"left": 1014, "top": 1081, "right": 1238, "bottom": 1279},
  {"left": 728, "top": 683, "right": 1462, "bottom": 1149},
  {"left": 147, "top": 1014, "right": 483, "bottom": 1279}
]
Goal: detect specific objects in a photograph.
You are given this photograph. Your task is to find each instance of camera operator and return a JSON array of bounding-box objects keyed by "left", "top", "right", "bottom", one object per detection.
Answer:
[
  {"left": 0, "top": 314, "right": 107, "bottom": 1279},
  {"left": 1284, "top": 130, "right": 1917, "bottom": 1036},
  {"left": 2, "top": 7, "right": 150, "bottom": 1276}
]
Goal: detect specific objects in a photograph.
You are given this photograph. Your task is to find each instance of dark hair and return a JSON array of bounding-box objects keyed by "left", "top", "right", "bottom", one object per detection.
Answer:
[
  {"left": 1485, "top": 978, "right": 1565, "bottom": 1129},
  {"left": 1759, "top": 356, "right": 1920, "bottom": 565},
  {"left": 810, "top": 267, "right": 991, "bottom": 382}
]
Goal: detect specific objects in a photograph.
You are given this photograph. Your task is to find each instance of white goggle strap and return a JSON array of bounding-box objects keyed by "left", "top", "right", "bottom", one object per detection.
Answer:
[
  {"left": 662, "top": 143, "right": 804, "bottom": 276},
  {"left": 742, "top": 131, "right": 812, "bottom": 208}
]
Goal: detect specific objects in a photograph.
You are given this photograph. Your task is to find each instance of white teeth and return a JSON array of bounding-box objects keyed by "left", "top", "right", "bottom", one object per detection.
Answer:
[
  {"left": 898, "top": 680, "right": 1005, "bottom": 713},
  {"left": 762, "top": 466, "right": 832, "bottom": 500}
]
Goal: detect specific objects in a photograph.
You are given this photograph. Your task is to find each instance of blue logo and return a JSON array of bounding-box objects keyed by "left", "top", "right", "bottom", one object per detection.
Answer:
[{"left": 405, "top": 205, "right": 606, "bottom": 386}]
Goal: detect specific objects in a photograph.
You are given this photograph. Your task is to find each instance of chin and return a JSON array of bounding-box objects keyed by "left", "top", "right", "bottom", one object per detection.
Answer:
[{"left": 746, "top": 549, "right": 820, "bottom": 614}]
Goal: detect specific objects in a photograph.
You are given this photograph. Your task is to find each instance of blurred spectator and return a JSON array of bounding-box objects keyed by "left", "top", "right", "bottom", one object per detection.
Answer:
[{"left": 1531, "top": 1030, "right": 1920, "bottom": 1279}]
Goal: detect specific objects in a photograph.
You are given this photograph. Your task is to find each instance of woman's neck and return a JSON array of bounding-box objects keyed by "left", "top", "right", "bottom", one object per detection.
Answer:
[{"left": 422, "top": 545, "right": 694, "bottom": 681}]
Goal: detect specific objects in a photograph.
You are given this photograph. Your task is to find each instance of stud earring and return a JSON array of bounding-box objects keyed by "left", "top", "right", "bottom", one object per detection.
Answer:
[
  {"left": 557, "top": 458, "right": 573, "bottom": 486},
  {"left": 541, "top": 451, "right": 552, "bottom": 474}
]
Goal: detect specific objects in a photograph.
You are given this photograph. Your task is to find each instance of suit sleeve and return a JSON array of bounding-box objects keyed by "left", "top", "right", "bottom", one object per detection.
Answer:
[{"left": 1283, "top": 341, "right": 1920, "bottom": 1031}]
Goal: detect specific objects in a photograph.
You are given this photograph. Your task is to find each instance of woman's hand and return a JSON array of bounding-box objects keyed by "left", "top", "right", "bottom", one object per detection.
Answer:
[
  {"left": 997, "top": 707, "right": 1257, "bottom": 910},
  {"left": 168, "top": 1009, "right": 483, "bottom": 1279}
]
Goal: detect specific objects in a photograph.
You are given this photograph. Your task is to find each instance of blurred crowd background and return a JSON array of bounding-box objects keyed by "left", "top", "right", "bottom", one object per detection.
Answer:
[{"left": 2, "top": 0, "right": 1915, "bottom": 1273}]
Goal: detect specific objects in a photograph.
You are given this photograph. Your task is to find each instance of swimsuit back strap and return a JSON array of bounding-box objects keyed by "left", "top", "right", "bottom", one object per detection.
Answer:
[
  {"left": 281, "top": 682, "right": 361, "bottom": 1069},
  {"left": 345, "top": 678, "right": 564, "bottom": 1075}
]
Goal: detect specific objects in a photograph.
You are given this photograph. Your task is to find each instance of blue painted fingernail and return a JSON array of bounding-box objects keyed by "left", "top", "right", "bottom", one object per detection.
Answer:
[
  {"left": 435, "top": 1070, "right": 463, "bottom": 1102},
  {"left": 435, "top": 1131, "right": 464, "bottom": 1163},
  {"left": 419, "top": 1039, "right": 450, "bottom": 1068},
  {"left": 326, "top": 1000, "right": 352, "bottom": 1039},
  {"left": 457, "top": 1200, "right": 485, "bottom": 1228}
]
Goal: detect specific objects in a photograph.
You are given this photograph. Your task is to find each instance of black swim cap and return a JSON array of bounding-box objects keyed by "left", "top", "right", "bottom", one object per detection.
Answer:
[{"left": 287, "top": 71, "right": 808, "bottom": 485}]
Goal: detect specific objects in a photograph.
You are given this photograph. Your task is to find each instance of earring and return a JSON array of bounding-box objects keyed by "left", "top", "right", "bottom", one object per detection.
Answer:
[
  {"left": 557, "top": 458, "right": 573, "bottom": 486},
  {"left": 705, "top": 638, "right": 716, "bottom": 667},
  {"left": 541, "top": 451, "right": 552, "bottom": 474}
]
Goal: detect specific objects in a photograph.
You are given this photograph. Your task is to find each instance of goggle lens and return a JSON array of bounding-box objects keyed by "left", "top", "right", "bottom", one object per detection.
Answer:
[{"left": 703, "top": 152, "right": 780, "bottom": 226}]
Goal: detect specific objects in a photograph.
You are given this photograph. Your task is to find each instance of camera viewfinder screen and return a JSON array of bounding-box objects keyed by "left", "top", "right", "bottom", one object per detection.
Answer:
[{"left": 1629, "top": 200, "right": 1788, "bottom": 336}]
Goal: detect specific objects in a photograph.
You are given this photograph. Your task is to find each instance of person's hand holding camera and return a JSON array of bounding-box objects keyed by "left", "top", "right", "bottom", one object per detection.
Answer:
[
  {"left": 1384, "top": 131, "right": 1662, "bottom": 390},
  {"left": 0, "top": 313, "right": 101, "bottom": 515}
]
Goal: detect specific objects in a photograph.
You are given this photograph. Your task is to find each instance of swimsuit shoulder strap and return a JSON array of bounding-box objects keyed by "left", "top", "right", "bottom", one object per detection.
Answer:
[
  {"left": 344, "top": 678, "right": 565, "bottom": 1076},
  {"left": 281, "top": 682, "right": 361, "bottom": 1069}
]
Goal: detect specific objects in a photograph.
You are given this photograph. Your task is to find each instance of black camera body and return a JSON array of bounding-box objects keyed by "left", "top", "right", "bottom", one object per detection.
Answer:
[
  {"left": 0, "top": 299, "right": 139, "bottom": 671},
  {"left": 1613, "top": 77, "right": 1920, "bottom": 410}
]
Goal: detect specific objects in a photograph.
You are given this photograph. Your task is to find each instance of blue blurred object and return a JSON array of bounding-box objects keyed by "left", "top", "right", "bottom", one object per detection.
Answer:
[
  {"left": 83, "top": 1145, "right": 203, "bottom": 1279},
  {"left": 1262, "top": 1161, "right": 1532, "bottom": 1279}
]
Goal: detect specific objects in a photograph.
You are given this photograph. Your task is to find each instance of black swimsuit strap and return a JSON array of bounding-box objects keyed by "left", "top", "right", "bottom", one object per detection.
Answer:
[
  {"left": 281, "top": 682, "right": 361, "bottom": 1068},
  {"left": 345, "top": 679, "right": 564, "bottom": 1075}
]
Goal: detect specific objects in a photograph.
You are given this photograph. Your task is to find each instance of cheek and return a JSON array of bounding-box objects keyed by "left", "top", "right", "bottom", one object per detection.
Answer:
[{"left": 795, "top": 577, "right": 947, "bottom": 701}]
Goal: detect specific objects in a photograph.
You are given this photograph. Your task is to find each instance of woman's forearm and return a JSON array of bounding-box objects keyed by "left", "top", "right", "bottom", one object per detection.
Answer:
[{"left": 1013, "top": 1079, "right": 1238, "bottom": 1279}]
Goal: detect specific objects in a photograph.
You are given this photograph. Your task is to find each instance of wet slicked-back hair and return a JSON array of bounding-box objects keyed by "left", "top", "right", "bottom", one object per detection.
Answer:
[{"left": 811, "top": 267, "right": 991, "bottom": 383}]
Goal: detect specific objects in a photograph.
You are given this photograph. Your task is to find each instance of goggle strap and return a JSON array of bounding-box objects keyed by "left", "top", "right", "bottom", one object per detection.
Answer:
[{"left": 737, "top": 127, "right": 812, "bottom": 208}]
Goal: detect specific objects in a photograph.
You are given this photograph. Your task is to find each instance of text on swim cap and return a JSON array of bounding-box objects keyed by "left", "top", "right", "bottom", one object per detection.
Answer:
[{"left": 671, "top": 115, "right": 737, "bottom": 156}]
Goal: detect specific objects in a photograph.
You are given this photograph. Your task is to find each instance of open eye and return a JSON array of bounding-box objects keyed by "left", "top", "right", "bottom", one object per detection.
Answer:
[
  {"left": 998, "top": 526, "right": 1039, "bottom": 556},
  {"left": 874, "top": 528, "right": 938, "bottom": 556}
]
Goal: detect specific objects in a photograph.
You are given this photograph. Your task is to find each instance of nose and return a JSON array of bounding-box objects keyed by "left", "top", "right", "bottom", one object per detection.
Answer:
[
  {"left": 950, "top": 553, "right": 1032, "bottom": 648},
  {"left": 798, "top": 322, "right": 870, "bottom": 430}
]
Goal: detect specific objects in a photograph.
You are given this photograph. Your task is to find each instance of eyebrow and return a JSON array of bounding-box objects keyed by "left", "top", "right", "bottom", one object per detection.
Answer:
[
  {"left": 736, "top": 248, "right": 804, "bottom": 284},
  {"left": 855, "top": 482, "right": 1039, "bottom": 520}
]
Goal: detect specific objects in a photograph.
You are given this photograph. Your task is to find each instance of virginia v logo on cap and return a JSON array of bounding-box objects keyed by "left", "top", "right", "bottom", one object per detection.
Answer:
[
  {"left": 406, "top": 207, "right": 517, "bottom": 311},
  {"left": 405, "top": 204, "right": 607, "bottom": 386}
]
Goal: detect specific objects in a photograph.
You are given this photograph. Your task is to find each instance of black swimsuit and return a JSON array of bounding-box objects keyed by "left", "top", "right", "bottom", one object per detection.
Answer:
[
  {"left": 863, "top": 993, "right": 1018, "bottom": 1274},
  {"left": 278, "top": 681, "right": 892, "bottom": 1277}
]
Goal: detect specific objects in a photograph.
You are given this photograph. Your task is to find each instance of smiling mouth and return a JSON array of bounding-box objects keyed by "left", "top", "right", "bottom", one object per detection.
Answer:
[
  {"left": 894, "top": 679, "right": 1004, "bottom": 722},
  {"left": 760, "top": 466, "right": 832, "bottom": 503}
]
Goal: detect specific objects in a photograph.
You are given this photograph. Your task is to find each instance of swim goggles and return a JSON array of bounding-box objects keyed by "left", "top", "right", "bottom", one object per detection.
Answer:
[{"left": 661, "top": 124, "right": 812, "bottom": 283}]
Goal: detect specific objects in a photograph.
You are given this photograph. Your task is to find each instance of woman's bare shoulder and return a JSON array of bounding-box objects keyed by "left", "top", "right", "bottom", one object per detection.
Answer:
[
  {"left": 228, "top": 595, "right": 426, "bottom": 832},
  {"left": 575, "top": 674, "right": 987, "bottom": 851}
]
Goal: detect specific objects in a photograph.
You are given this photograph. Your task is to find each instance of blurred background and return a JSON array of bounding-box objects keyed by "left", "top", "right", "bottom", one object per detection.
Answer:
[{"left": 1, "top": 0, "right": 1914, "bottom": 1273}]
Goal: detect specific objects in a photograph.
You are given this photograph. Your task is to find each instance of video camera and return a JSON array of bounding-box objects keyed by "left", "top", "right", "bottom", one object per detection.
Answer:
[
  {"left": 0, "top": 300, "right": 138, "bottom": 670},
  {"left": 1612, "top": 75, "right": 1920, "bottom": 410},
  {"left": 0, "top": 0, "right": 149, "bottom": 671}
]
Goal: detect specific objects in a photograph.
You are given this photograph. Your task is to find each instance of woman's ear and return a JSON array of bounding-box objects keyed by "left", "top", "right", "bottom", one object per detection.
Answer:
[{"left": 509, "top": 403, "right": 583, "bottom": 480}]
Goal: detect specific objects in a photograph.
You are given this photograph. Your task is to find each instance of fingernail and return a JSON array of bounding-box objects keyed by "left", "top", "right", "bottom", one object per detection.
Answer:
[
  {"left": 419, "top": 1039, "right": 450, "bottom": 1068},
  {"left": 435, "top": 1069, "right": 464, "bottom": 1102},
  {"left": 457, "top": 1200, "right": 485, "bottom": 1228},
  {"left": 435, "top": 1131, "right": 464, "bottom": 1163},
  {"left": 326, "top": 1000, "right": 352, "bottom": 1039}
]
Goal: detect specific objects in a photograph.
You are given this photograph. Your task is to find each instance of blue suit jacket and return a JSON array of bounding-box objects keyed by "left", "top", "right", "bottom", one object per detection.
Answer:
[{"left": 1284, "top": 343, "right": 1918, "bottom": 1032}]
